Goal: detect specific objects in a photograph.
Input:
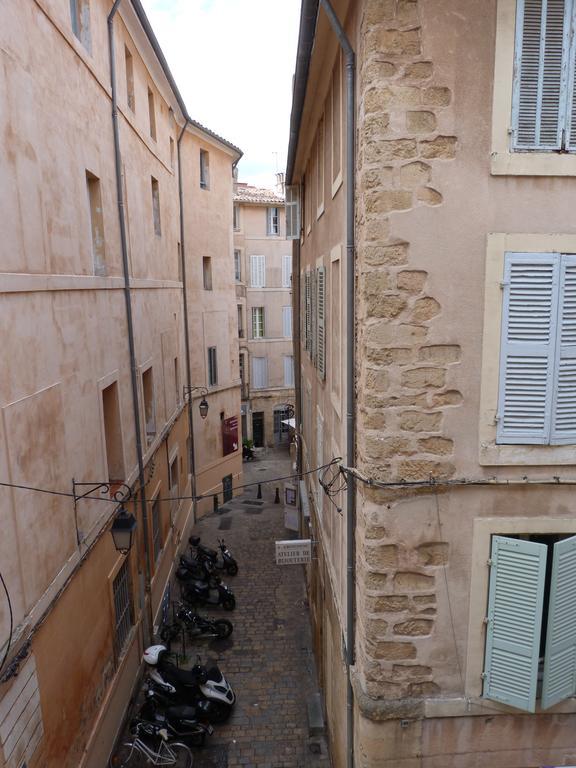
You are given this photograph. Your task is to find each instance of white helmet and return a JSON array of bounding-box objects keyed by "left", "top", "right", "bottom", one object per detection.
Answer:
[{"left": 143, "top": 644, "right": 167, "bottom": 666}]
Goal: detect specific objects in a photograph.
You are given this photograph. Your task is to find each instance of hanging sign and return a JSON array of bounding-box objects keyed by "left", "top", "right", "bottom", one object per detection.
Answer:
[{"left": 275, "top": 539, "right": 312, "bottom": 565}]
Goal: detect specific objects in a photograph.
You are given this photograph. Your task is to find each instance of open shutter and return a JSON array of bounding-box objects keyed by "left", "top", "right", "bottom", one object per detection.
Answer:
[
  {"left": 316, "top": 266, "right": 326, "bottom": 380},
  {"left": 285, "top": 186, "right": 300, "bottom": 240},
  {"left": 311, "top": 269, "right": 317, "bottom": 365},
  {"left": 541, "top": 534, "right": 576, "bottom": 709},
  {"left": 304, "top": 271, "right": 311, "bottom": 354},
  {"left": 497, "top": 253, "right": 559, "bottom": 444},
  {"left": 512, "top": 0, "right": 571, "bottom": 150},
  {"left": 282, "top": 254, "right": 292, "bottom": 287},
  {"left": 483, "top": 536, "right": 547, "bottom": 712},
  {"left": 551, "top": 256, "right": 576, "bottom": 442}
]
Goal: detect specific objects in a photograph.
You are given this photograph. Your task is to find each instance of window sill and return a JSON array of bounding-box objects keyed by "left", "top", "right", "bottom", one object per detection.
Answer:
[
  {"left": 479, "top": 441, "right": 576, "bottom": 466},
  {"left": 491, "top": 151, "right": 576, "bottom": 176}
]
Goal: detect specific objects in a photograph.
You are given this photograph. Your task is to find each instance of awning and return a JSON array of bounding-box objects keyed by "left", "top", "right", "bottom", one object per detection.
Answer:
[{"left": 281, "top": 418, "right": 296, "bottom": 428}]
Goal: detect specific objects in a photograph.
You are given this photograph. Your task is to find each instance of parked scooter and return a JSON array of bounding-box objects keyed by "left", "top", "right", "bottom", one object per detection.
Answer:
[
  {"left": 137, "top": 684, "right": 214, "bottom": 746},
  {"left": 160, "top": 603, "right": 233, "bottom": 643},
  {"left": 189, "top": 536, "right": 239, "bottom": 577},
  {"left": 242, "top": 444, "right": 255, "bottom": 461},
  {"left": 182, "top": 576, "right": 236, "bottom": 611},
  {"left": 143, "top": 646, "right": 235, "bottom": 722},
  {"left": 175, "top": 553, "right": 214, "bottom": 583}
]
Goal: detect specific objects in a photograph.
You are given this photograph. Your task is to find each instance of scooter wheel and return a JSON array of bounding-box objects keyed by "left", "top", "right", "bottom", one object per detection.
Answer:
[
  {"left": 209, "top": 702, "right": 233, "bottom": 723},
  {"left": 222, "top": 596, "right": 236, "bottom": 611},
  {"left": 214, "top": 619, "right": 233, "bottom": 638},
  {"left": 225, "top": 562, "right": 239, "bottom": 576}
]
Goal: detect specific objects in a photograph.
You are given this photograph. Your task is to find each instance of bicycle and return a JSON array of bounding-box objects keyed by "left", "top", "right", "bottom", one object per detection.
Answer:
[{"left": 109, "top": 722, "right": 193, "bottom": 767}]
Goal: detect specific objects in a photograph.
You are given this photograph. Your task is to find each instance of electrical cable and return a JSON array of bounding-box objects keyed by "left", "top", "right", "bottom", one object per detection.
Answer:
[{"left": 0, "top": 570, "right": 13, "bottom": 676}]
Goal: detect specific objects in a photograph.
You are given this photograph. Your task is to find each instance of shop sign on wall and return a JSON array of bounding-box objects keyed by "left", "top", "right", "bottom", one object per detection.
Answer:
[{"left": 275, "top": 539, "right": 312, "bottom": 565}]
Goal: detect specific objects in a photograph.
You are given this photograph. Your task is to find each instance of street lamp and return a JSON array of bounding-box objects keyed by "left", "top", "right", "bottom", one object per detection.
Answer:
[
  {"left": 110, "top": 506, "right": 137, "bottom": 554},
  {"left": 72, "top": 481, "right": 136, "bottom": 554},
  {"left": 183, "top": 386, "right": 210, "bottom": 419}
]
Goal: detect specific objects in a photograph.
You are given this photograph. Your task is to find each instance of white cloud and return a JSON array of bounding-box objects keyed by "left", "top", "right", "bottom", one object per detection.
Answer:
[{"left": 140, "top": 0, "right": 301, "bottom": 188}]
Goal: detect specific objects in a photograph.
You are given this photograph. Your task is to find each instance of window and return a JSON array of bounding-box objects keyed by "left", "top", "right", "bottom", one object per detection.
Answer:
[
  {"left": 170, "top": 137, "right": 175, "bottom": 170},
  {"left": 177, "top": 241, "right": 182, "bottom": 281},
  {"left": 511, "top": 0, "right": 576, "bottom": 153},
  {"left": 239, "top": 354, "right": 246, "bottom": 393},
  {"left": 267, "top": 207, "right": 280, "bottom": 235},
  {"left": 331, "top": 50, "right": 342, "bottom": 191},
  {"left": 151, "top": 177, "right": 161, "bottom": 236},
  {"left": 496, "top": 252, "right": 576, "bottom": 445},
  {"left": 282, "top": 254, "right": 292, "bottom": 288},
  {"left": 233, "top": 204, "right": 240, "bottom": 231},
  {"left": 174, "top": 357, "right": 180, "bottom": 407},
  {"left": 200, "top": 149, "right": 210, "bottom": 189},
  {"left": 282, "top": 305, "right": 292, "bottom": 338},
  {"left": 125, "top": 47, "right": 134, "bottom": 111},
  {"left": 203, "top": 257, "right": 212, "bottom": 290},
  {"left": 482, "top": 533, "right": 576, "bottom": 712},
  {"left": 252, "top": 307, "right": 265, "bottom": 339},
  {"left": 102, "top": 381, "right": 124, "bottom": 483},
  {"left": 142, "top": 367, "right": 156, "bottom": 443},
  {"left": 169, "top": 454, "right": 179, "bottom": 515},
  {"left": 113, "top": 560, "right": 134, "bottom": 659},
  {"left": 237, "top": 305, "right": 244, "bottom": 338},
  {"left": 70, "top": 0, "right": 91, "bottom": 51},
  {"left": 331, "top": 250, "right": 341, "bottom": 399},
  {"left": 151, "top": 497, "right": 162, "bottom": 562},
  {"left": 147, "top": 87, "right": 156, "bottom": 140},
  {"left": 250, "top": 255, "right": 266, "bottom": 287},
  {"left": 316, "top": 409, "right": 324, "bottom": 511},
  {"left": 285, "top": 186, "right": 301, "bottom": 240},
  {"left": 252, "top": 357, "right": 268, "bottom": 389},
  {"left": 86, "top": 171, "right": 105, "bottom": 276},
  {"left": 317, "top": 115, "right": 325, "bottom": 217},
  {"left": 284, "top": 356, "right": 295, "bottom": 387},
  {"left": 234, "top": 249, "right": 242, "bottom": 281},
  {"left": 208, "top": 347, "right": 218, "bottom": 386}
]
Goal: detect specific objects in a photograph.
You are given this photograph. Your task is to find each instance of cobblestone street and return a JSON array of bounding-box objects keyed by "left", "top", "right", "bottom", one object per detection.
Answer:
[{"left": 182, "top": 447, "right": 330, "bottom": 768}]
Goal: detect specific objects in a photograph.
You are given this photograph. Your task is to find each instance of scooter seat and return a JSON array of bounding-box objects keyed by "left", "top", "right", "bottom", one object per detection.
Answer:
[{"left": 166, "top": 704, "right": 198, "bottom": 720}]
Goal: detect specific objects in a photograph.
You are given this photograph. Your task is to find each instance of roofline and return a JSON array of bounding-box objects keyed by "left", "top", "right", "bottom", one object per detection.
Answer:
[
  {"left": 286, "top": 0, "right": 320, "bottom": 185},
  {"left": 129, "top": 0, "right": 243, "bottom": 160}
]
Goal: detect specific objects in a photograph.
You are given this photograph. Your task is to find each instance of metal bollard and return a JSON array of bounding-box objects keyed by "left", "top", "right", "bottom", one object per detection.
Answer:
[
  {"left": 257, "top": 483, "right": 262, "bottom": 499},
  {"left": 213, "top": 494, "right": 219, "bottom": 513}
]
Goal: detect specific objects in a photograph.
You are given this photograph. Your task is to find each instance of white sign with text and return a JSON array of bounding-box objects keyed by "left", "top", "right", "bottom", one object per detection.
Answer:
[{"left": 275, "top": 539, "right": 312, "bottom": 565}]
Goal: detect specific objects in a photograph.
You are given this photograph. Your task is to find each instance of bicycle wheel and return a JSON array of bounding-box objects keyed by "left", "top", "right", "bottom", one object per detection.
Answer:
[
  {"left": 164, "top": 742, "right": 193, "bottom": 767},
  {"left": 109, "top": 741, "right": 145, "bottom": 767}
]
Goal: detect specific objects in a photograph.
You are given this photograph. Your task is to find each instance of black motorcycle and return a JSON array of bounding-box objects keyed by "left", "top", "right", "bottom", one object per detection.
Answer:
[
  {"left": 138, "top": 685, "right": 214, "bottom": 746},
  {"left": 190, "top": 536, "right": 239, "bottom": 577},
  {"left": 175, "top": 553, "right": 214, "bottom": 584},
  {"left": 182, "top": 577, "right": 236, "bottom": 611},
  {"left": 160, "top": 603, "right": 233, "bottom": 643}
]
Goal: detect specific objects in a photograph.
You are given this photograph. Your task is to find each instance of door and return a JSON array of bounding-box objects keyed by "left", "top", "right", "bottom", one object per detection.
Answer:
[
  {"left": 273, "top": 407, "right": 291, "bottom": 445},
  {"left": 222, "top": 474, "right": 233, "bottom": 503},
  {"left": 252, "top": 412, "right": 265, "bottom": 447}
]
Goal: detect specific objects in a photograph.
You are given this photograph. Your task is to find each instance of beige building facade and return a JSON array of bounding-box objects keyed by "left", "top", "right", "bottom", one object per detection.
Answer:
[
  {"left": 288, "top": 0, "right": 576, "bottom": 766},
  {"left": 233, "top": 183, "right": 295, "bottom": 448},
  {"left": 0, "top": 1, "right": 240, "bottom": 766}
]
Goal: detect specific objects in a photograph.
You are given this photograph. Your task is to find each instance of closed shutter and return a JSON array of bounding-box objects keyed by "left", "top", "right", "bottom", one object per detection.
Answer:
[
  {"left": 483, "top": 535, "right": 547, "bottom": 712},
  {"left": 311, "top": 269, "right": 317, "bottom": 364},
  {"left": 541, "top": 534, "right": 576, "bottom": 709},
  {"left": 285, "top": 185, "right": 300, "bottom": 240},
  {"left": 316, "top": 410, "right": 324, "bottom": 512},
  {"left": 497, "top": 253, "right": 559, "bottom": 444},
  {"left": 282, "top": 254, "right": 292, "bottom": 287},
  {"left": 250, "top": 255, "right": 265, "bottom": 287},
  {"left": 551, "top": 256, "right": 576, "bottom": 442},
  {"left": 305, "top": 270, "right": 311, "bottom": 354},
  {"left": 282, "top": 306, "right": 292, "bottom": 338},
  {"left": 512, "top": 0, "right": 572, "bottom": 150},
  {"left": 252, "top": 357, "right": 267, "bottom": 389},
  {"left": 284, "top": 356, "right": 294, "bottom": 387},
  {"left": 316, "top": 266, "right": 326, "bottom": 379}
]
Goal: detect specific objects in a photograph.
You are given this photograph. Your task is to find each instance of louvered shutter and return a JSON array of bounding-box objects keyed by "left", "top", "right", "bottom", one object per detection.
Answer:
[
  {"left": 250, "top": 255, "right": 265, "bottom": 287},
  {"left": 252, "top": 357, "right": 267, "bottom": 389},
  {"left": 483, "top": 536, "right": 547, "bottom": 712},
  {"left": 497, "top": 253, "right": 559, "bottom": 444},
  {"left": 282, "top": 306, "right": 292, "bottom": 338},
  {"left": 512, "top": 0, "right": 572, "bottom": 150},
  {"left": 282, "top": 254, "right": 292, "bottom": 287},
  {"left": 316, "top": 266, "right": 326, "bottom": 380},
  {"left": 566, "top": 19, "right": 576, "bottom": 148},
  {"left": 311, "top": 269, "right": 317, "bottom": 364},
  {"left": 551, "top": 256, "right": 576, "bottom": 442},
  {"left": 285, "top": 186, "right": 300, "bottom": 240},
  {"left": 305, "top": 270, "right": 311, "bottom": 355},
  {"left": 284, "top": 356, "right": 295, "bottom": 387},
  {"left": 541, "top": 535, "right": 576, "bottom": 709}
]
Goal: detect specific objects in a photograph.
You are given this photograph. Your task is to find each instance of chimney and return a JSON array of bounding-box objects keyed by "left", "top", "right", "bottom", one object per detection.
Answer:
[{"left": 275, "top": 171, "right": 285, "bottom": 196}]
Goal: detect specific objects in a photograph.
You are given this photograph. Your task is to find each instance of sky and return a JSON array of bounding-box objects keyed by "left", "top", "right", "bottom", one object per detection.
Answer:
[{"left": 140, "top": 0, "right": 302, "bottom": 189}]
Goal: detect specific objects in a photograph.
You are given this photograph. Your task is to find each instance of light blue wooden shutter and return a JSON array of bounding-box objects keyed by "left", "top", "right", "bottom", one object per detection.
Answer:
[
  {"left": 497, "top": 253, "right": 560, "bottom": 444},
  {"left": 250, "top": 255, "right": 265, "bottom": 287},
  {"left": 483, "top": 536, "right": 547, "bottom": 712},
  {"left": 541, "top": 535, "right": 576, "bottom": 709},
  {"left": 564, "top": 2, "right": 576, "bottom": 147},
  {"left": 316, "top": 267, "right": 326, "bottom": 380},
  {"left": 512, "top": 0, "right": 572, "bottom": 150},
  {"left": 304, "top": 271, "right": 311, "bottom": 354},
  {"left": 285, "top": 186, "right": 300, "bottom": 240},
  {"left": 551, "top": 256, "right": 576, "bottom": 442}
]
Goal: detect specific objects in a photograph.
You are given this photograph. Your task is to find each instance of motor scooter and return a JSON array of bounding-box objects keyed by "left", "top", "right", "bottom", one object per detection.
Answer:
[
  {"left": 182, "top": 577, "right": 236, "bottom": 611},
  {"left": 189, "top": 536, "right": 239, "bottom": 577}
]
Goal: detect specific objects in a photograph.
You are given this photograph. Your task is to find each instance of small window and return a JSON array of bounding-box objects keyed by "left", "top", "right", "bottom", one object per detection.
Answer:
[
  {"left": 125, "top": 47, "right": 134, "bottom": 111},
  {"left": 169, "top": 137, "right": 175, "bottom": 170},
  {"left": 200, "top": 149, "right": 210, "bottom": 189},
  {"left": 237, "top": 305, "right": 244, "bottom": 338},
  {"left": 267, "top": 206, "right": 279, "bottom": 236},
  {"left": 147, "top": 87, "right": 156, "bottom": 140},
  {"left": 233, "top": 203, "right": 240, "bottom": 231},
  {"left": 151, "top": 177, "right": 161, "bottom": 236},
  {"left": 208, "top": 347, "right": 218, "bottom": 386},
  {"left": 169, "top": 454, "right": 179, "bottom": 514},
  {"left": 252, "top": 307, "right": 265, "bottom": 339},
  {"left": 317, "top": 115, "right": 325, "bottom": 217},
  {"left": 151, "top": 497, "right": 162, "bottom": 562},
  {"left": 70, "top": 0, "right": 91, "bottom": 51},
  {"left": 112, "top": 560, "right": 134, "bottom": 660},
  {"left": 202, "top": 257, "right": 213, "bottom": 290},
  {"left": 177, "top": 241, "right": 182, "bottom": 281},
  {"left": 234, "top": 249, "right": 241, "bottom": 281},
  {"left": 142, "top": 367, "right": 156, "bottom": 443},
  {"left": 86, "top": 171, "right": 106, "bottom": 276},
  {"left": 102, "top": 381, "right": 124, "bottom": 483}
]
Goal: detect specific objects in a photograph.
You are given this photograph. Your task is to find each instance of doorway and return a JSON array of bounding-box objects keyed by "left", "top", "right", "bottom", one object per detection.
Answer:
[
  {"left": 273, "top": 406, "right": 291, "bottom": 445},
  {"left": 252, "top": 411, "right": 264, "bottom": 447}
]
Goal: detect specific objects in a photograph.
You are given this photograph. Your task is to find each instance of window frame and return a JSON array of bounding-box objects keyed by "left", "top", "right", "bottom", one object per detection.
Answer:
[
  {"left": 234, "top": 249, "right": 242, "bottom": 282},
  {"left": 207, "top": 346, "right": 218, "bottom": 386},
  {"left": 252, "top": 307, "right": 265, "bottom": 339},
  {"left": 151, "top": 494, "right": 163, "bottom": 563},
  {"left": 267, "top": 206, "right": 280, "bottom": 236},
  {"left": 479, "top": 233, "right": 576, "bottom": 465},
  {"left": 70, "top": 0, "right": 91, "bottom": 52},
  {"left": 251, "top": 356, "right": 268, "bottom": 389},
  {"left": 200, "top": 149, "right": 210, "bottom": 190},
  {"left": 111, "top": 558, "right": 134, "bottom": 662}
]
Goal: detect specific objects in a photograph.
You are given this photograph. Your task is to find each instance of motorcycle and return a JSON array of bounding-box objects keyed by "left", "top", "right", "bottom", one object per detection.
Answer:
[
  {"left": 143, "top": 646, "right": 235, "bottom": 722},
  {"left": 182, "top": 576, "right": 236, "bottom": 611},
  {"left": 137, "top": 684, "right": 214, "bottom": 746},
  {"left": 175, "top": 553, "right": 214, "bottom": 584},
  {"left": 189, "top": 535, "right": 239, "bottom": 577},
  {"left": 160, "top": 603, "right": 233, "bottom": 643}
]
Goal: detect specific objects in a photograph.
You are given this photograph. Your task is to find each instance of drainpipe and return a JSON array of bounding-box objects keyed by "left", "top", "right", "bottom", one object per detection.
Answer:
[
  {"left": 176, "top": 119, "right": 197, "bottom": 521},
  {"left": 293, "top": 237, "right": 302, "bottom": 479},
  {"left": 108, "top": 0, "right": 153, "bottom": 639},
  {"left": 318, "top": 2, "right": 356, "bottom": 766}
]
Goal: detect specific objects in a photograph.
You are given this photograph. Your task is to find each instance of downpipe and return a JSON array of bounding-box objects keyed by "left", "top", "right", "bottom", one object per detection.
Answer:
[{"left": 318, "top": 2, "right": 356, "bottom": 766}]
